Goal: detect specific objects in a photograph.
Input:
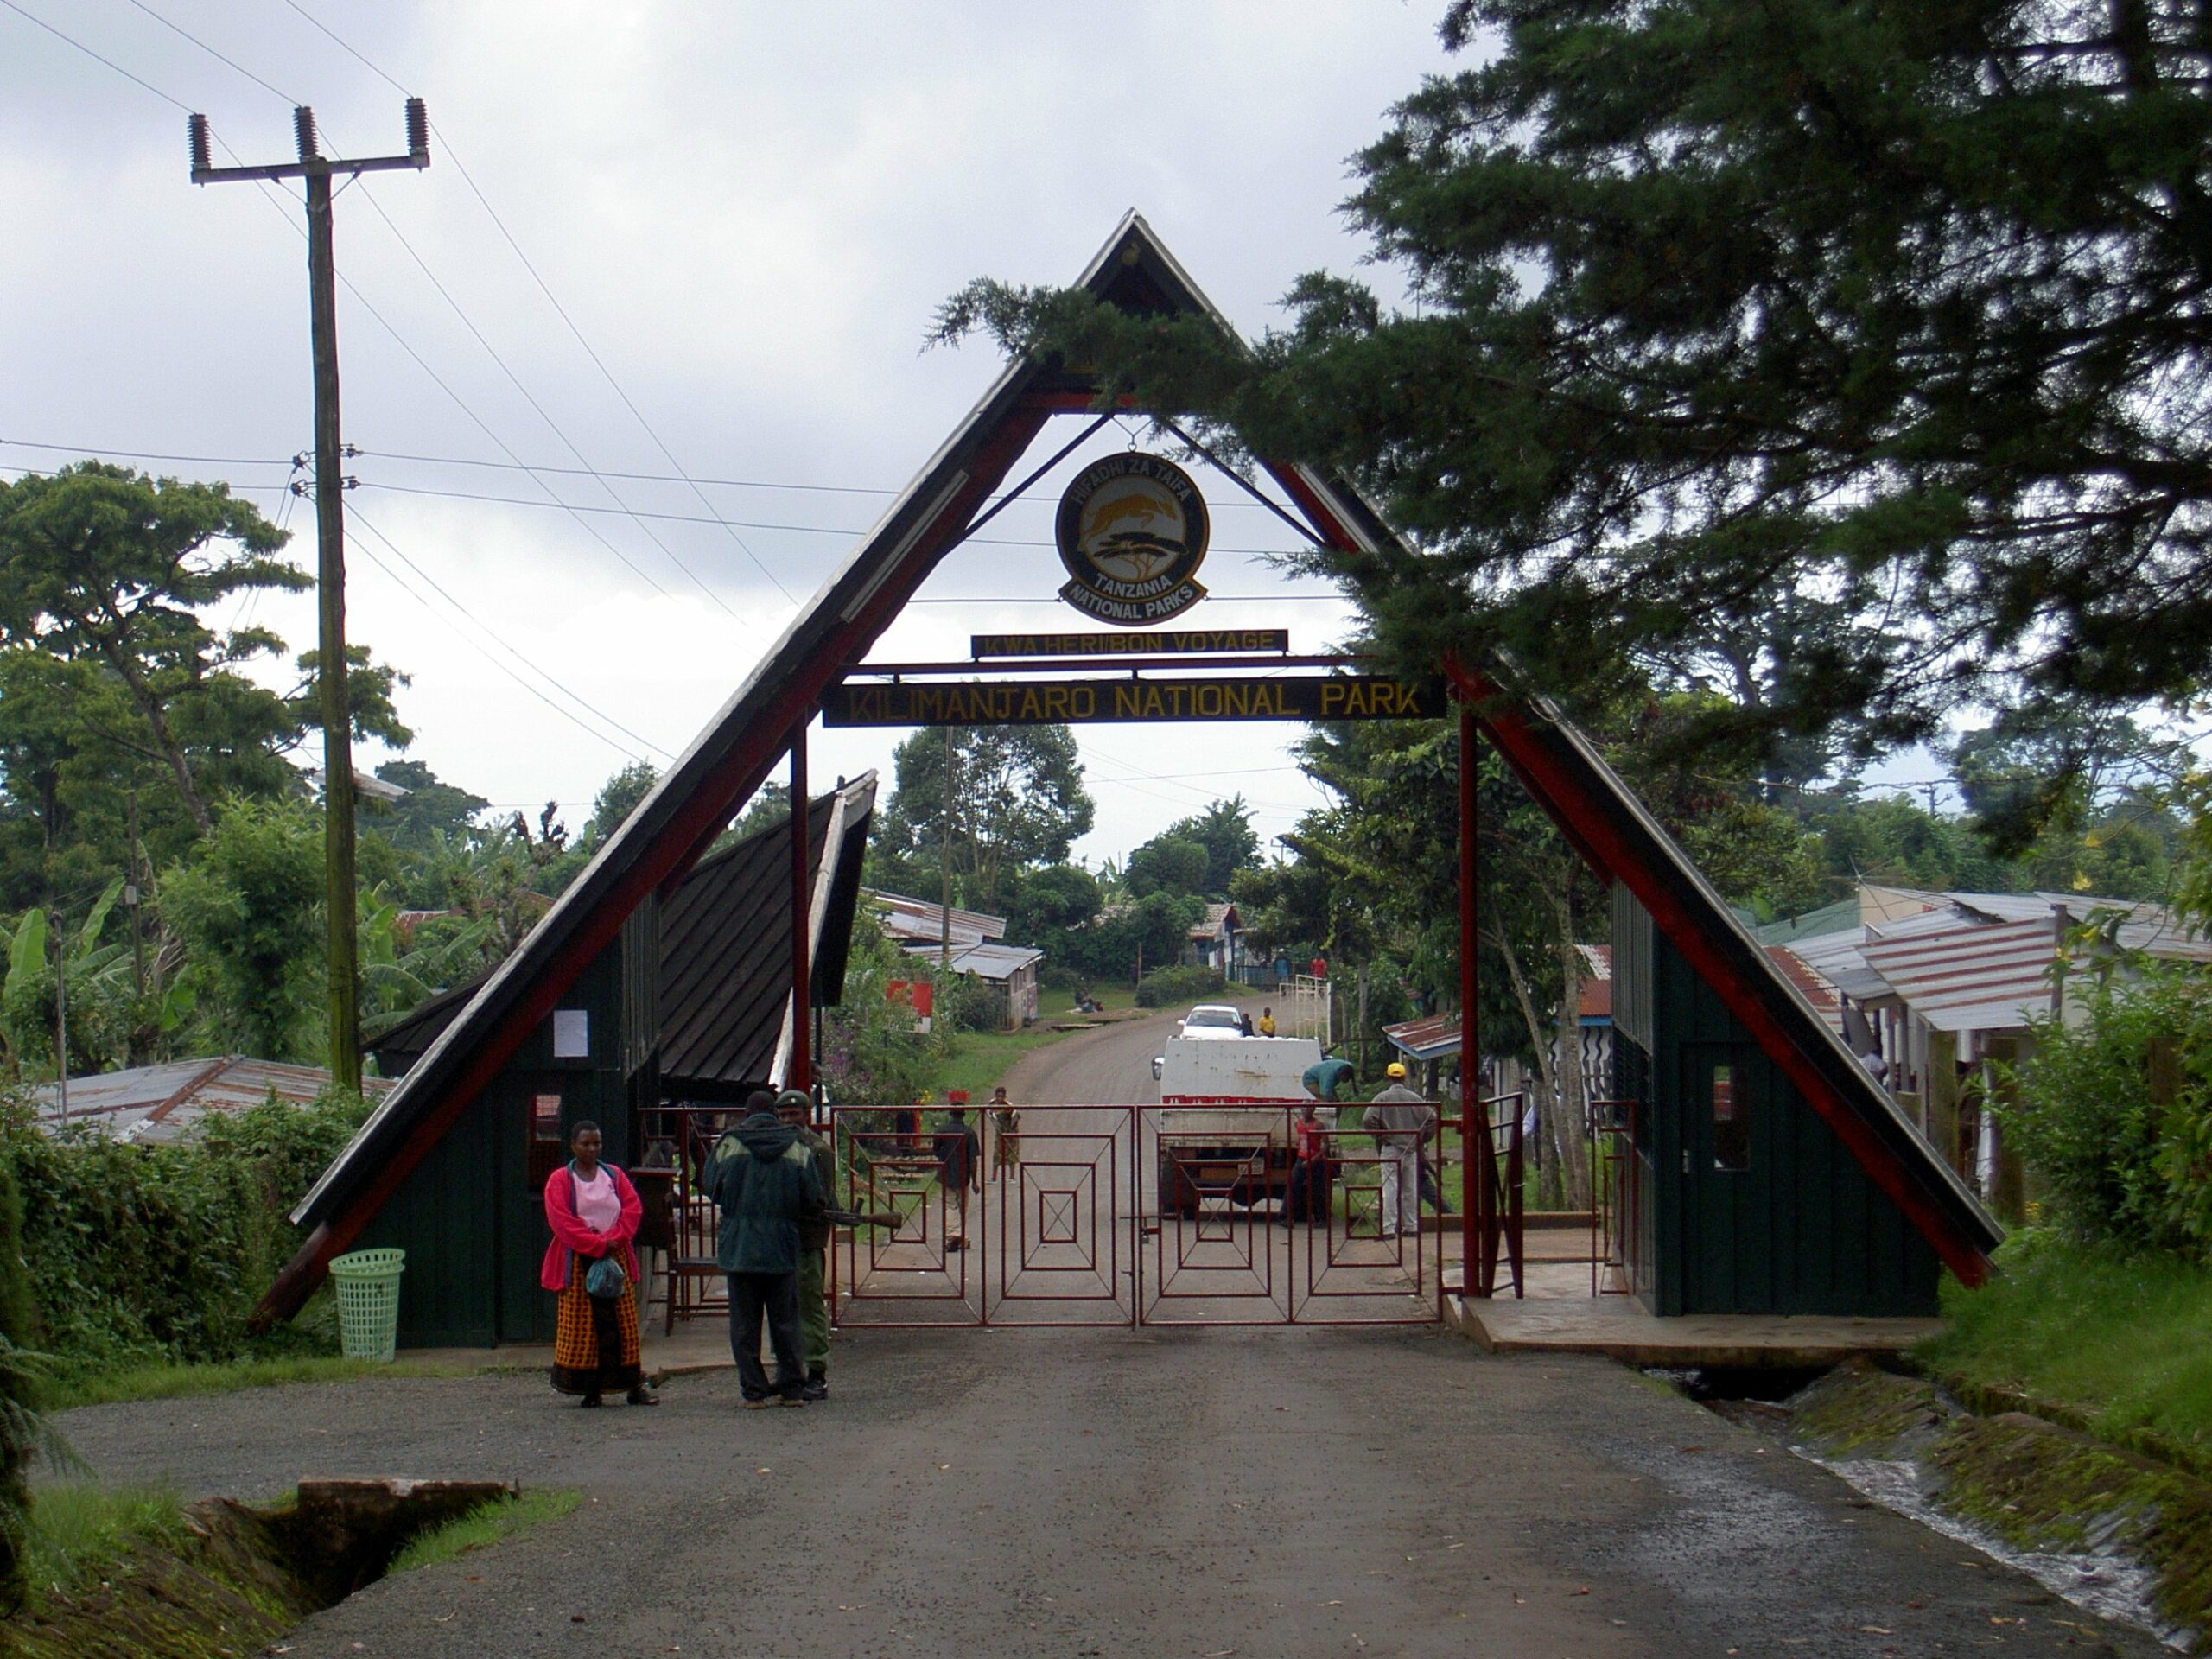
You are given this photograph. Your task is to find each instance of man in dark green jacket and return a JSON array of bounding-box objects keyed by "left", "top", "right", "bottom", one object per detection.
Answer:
[
  {"left": 703, "top": 1091, "right": 825, "bottom": 1407},
  {"left": 775, "top": 1089, "right": 836, "bottom": 1401}
]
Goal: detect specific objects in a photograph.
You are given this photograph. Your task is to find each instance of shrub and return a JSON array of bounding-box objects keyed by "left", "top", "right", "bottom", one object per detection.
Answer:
[
  {"left": 0, "top": 1086, "right": 372, "bottom": 1377},
  {"left": 1135, "top": 965, "right": 1229, "bottom": 1009},
  {"left": 2001, "top": 969, "right": 2212, "bottom": 1256},
  {"left": 0, "top": 1156, "right": 41, "bottom": 1606}
]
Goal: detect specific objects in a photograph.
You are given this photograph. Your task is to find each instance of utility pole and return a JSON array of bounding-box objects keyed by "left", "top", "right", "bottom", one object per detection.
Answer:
[
  {"left": 50, "top": 906, "right": 69, "bottom": 1127},
  {"left": 126, "top": 785, "right": 145, "bottom": 1066},
  {"left": 190, "top": 101, "right": 429, "bottom": 1091},
  {"left": 126, "top": 787, "right": 144, "bottom": 1001}
]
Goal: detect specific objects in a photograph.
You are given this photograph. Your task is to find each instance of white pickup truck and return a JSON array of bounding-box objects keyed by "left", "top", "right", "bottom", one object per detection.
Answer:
[{"left": 1149, "top": 1020, "right": 1324, "bottom": 1217}]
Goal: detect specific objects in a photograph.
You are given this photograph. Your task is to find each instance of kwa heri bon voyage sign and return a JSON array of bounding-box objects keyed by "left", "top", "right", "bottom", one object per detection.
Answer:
[{"left": 1054, "top": 453, "right": 1211, "bottom": 625}]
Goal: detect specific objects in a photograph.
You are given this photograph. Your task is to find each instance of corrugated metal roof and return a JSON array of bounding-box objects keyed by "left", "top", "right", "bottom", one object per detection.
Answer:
[
  {"left": 34, "top": 1057, "right": 392, "bottom": 1145},
  {"left": 1753, "top": 897, "right": 1861, "bottom": 946},
  {"left": 1860, "top": 917, "right": 2064, "bottom": 1033},
  {"left": 866, "top": 891, "right": 1005, "bottom": 948},
  {"left": 1382, "top": 1013, "right": 1462, "bottom": 1061},
  {"left": 1765, "top": 945, "right": 1846, "bottom": 1036},
  {"left": 1187, "top": 902, "right": 1240, "bottom": 941},
  {"left": 905, "top": 940, "right": 1044, "bottom": 982}
]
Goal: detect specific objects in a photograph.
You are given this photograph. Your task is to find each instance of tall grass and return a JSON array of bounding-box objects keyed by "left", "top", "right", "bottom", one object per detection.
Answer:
[
  {"left": 387, "top": 1490, "right": 580, "bottom": 1574},
  {"left": 19, "top": 1484, "right": 186, "bottom": 1599},
  {"left": 1918, "top": 1234, "right": 2212, "bottom": 1456},
  {"left": 48, "top": 1355, "right": 467, "bottom": 1411}
]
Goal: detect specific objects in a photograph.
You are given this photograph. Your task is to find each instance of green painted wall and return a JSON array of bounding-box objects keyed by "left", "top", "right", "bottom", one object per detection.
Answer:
[
  {"left": 365, "top": 902, "right": 659, "bottom": 1350},
  {"left": 1612, "top": 887, "right": 1942, "bottom": 1319}
]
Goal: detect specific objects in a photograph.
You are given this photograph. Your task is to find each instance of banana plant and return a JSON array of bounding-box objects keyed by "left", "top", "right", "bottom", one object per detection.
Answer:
[
  {"left": 359, "top": 894, "right": 496, "bottom": 1019},
  {"left": 0, "top": 882, "right": 138, "bottom": 1075}
]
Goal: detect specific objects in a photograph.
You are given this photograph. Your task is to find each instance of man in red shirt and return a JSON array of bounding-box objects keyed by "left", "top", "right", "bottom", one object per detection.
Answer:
[{"left": 1281, "top": 1103, "right": 1332, "bottom": 1226}]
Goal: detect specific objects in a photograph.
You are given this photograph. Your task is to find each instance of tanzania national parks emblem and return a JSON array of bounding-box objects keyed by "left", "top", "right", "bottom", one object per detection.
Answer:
[{"left": 1054, "top": 454, "right": 1210, "bottom": 626}]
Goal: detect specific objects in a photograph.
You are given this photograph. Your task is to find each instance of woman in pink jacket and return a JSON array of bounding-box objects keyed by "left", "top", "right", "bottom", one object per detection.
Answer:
[{"left": 541, "top": 1121, "right": 656, "bottom": 1408}]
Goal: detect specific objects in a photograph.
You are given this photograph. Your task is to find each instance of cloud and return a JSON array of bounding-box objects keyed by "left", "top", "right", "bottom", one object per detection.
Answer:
[{"left": 3, "top": 0, "right": 1445, "bottom": 861}]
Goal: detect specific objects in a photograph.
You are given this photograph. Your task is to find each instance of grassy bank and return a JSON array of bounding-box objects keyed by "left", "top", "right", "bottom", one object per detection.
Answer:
[
  {"left": 389, "top": 1489, "right": 581, "bottom": 1573},
  {"left": 48, "top": 1355, "right": 466, "bottom": 1411},
  {"left": 20, "top": 1484, "right": 189, "bottom": 1602},
  {"left": 1916, "top": 1235, "right": 2212, "bottom": 1462},
  {"left": 931, "top": 1017, "right": 1097, "bottom": 1103}
]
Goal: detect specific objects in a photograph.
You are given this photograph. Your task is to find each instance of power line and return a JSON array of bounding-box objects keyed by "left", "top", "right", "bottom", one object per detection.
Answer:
[
  {"left": 347, "top": 504, "right": 675, "bottom": 761},
  {"left": 0, "top": 437, "right": 1315, "bottom": 511},
  {"left": 347, "top": 532, "right": 650, "bottom": 766},
  {"left": 0, "top": 0, "right": 193, "bottom": 110},
  {"left": 347, "top": 446, "right": 1302, "bottom": 509},
  {"left": 121, "top": 0, "right": 296, "bottom": 107},
  {"left": 0, "top": 439, "right": 292, "bottom": 471},
  {"left": 277, "top": 0, "right": 794, "bottom": 605},
  {"left": 351, "top": 182, "right": 773, "bottom": 613},
  {"left": 353, "top": 478, "right": 1343, "bottom": 563}
]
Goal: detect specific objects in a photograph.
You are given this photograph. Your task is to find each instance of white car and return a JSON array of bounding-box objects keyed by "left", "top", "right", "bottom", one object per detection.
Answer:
[
  {"left": 1155, "top": 1003, "right": 1249, "bottom": 1080},
  {"left": 1176, "top": 1004, "right": 1246, "bottom": 1039}
]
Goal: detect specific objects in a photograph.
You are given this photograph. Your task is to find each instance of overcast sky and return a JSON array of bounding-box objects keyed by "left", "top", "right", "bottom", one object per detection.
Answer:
[{"left": 1, "top": 1, "right": 1468, "bottom": 871}]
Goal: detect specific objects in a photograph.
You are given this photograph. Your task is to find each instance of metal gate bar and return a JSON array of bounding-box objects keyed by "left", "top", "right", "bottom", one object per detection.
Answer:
[{"left": 803, "top": 1103, "right": 1447, "bottom": 1330}]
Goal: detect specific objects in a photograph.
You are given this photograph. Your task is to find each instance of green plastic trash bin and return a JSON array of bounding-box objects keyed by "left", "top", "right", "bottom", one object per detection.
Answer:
[{"left": 328, "top": 1248, "right": 405, "bottom": 1363}]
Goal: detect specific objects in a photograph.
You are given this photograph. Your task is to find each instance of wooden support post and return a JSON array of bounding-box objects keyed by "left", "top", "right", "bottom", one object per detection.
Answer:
[
  {"left": 1986, "top": 1037, "right": 2028, "bottom": 1225},
  {"left": 788, "top": 723, "right": 811, "bottom": 1091},
  {"left": 1459, "top": 702, "right": 1484, "bottom": 1298},
  {"left": 1926, "top": 1028, "right": 1961, "bottom": 1175}
]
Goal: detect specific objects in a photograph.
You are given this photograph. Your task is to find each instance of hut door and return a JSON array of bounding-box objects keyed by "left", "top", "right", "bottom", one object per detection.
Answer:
[
  {"left": 495, "top": 1074, "right": 571, "bottom": 1344},
  {"left": 1681, "top": 1044, "right": 1771, "bottom": 1313}
]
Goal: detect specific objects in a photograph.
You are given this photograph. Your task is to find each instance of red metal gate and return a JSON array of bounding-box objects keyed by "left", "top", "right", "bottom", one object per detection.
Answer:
[{"left": 830, "top": 1104, "right": 1442, "bottom": 1329}]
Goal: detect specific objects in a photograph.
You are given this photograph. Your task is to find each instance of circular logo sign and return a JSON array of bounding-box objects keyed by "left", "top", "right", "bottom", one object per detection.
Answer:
[{"left": 1053, "top": 454, "right": 1210, "bottom": 626}]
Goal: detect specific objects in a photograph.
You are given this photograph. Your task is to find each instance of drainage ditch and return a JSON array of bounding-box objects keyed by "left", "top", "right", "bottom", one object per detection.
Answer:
[
  {"left": 6, "top": 1478, "right": 522, "bottom": 1659},
  {"left": 1665, "top": 1359, "right": 2202, "bottom": 1653}
]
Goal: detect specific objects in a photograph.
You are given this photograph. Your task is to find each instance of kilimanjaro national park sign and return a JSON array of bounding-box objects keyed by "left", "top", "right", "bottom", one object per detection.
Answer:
[
  {"left": 822, "top": 674, "right": 1445, "bottom": 728},
  {"left": 1056, "top": 454, "right": 1210, "bottom": 624}
]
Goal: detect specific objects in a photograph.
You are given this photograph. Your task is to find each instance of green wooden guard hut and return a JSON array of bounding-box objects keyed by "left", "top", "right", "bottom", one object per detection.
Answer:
[{"left": 328, "top": 777, "right": 874, "bottom": 1348}]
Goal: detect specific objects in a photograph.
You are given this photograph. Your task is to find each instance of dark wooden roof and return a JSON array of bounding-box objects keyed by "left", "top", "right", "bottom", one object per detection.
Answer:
[
  {"left": 658, "top": 775, "right": 874, "bottom": 1096},
  {"left": 360, "top": 776, "right": 875, "bottom": 1099},
  {"left": 264, "top": 212, "right": 1997, "bottom": 1325}
]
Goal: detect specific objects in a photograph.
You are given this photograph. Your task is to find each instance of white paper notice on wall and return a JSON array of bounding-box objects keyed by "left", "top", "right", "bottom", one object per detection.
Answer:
[{"left": 552, "top": 1009, "right": 589, "bottom": 1058}]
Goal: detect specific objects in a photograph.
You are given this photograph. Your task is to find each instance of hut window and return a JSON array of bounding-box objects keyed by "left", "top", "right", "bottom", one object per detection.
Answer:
[
  {"left": 1710, "top": 1065, "right": 1749, "bottom": 1171},
  {"left": 528, "top": 1092, "right": 565, "bottom": 1189}
]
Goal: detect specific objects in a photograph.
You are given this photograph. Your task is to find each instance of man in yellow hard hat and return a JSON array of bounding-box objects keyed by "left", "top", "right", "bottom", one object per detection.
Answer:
[{"left": 1363, "top": 1061, "right": 1438, "bottom": 1238}]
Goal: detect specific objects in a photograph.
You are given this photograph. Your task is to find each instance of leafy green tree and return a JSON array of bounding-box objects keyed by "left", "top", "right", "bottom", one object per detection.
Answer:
[
  {"left": 820, "top": 916, "right": 944, "bottom": 1106},
  {"left": 0, "top": 1151, "right": 51, "bottom": 1609},
  {"left": 1125, "top": 834, "right": 1209, "bottom": 899},
  {"left": 0, "top": 883, "right": 134, "bottom": 1077},
  {"left": 0, "top": 464, "right": 305, "bottom": 835},
  {"left": 365, "top": 760, "right": 491, "bottom": 852},
  {"left": 938, "top": 0, "right": 2212, "bottom": 769},
  {"left": 1155, "top": 798, "right": 1259, "bottom": 898},
  {"left": 160, "top": 797, "right": 326, "bottom": 1061},
  {"left": 0, "top": 651, "right": 150, "bottom": 913},
  {"left": 874, "top": 726, "right": 1095, "bottom": 914},
  {"left": 1054, "top": 890, "right": 1202, "bottom": 987},
  {"left": 1007, "top": 862, "right": 1102, "bottom": 941},
  {"left": 588, "top": 761, "right": 659, "bottom": 845}
]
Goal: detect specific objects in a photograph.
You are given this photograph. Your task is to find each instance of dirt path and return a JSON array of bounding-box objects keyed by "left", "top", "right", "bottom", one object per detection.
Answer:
[
  {"left": 54, "top": 1327, "right": 2158, "bottom": 1658},
  {"left": 999, "top": 1004, "right": 1173, "bottom": 1106}
]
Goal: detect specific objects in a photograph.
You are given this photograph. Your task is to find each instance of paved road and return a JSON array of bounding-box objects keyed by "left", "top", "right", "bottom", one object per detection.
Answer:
[{"left": 59, "top": 1327, "right": 2159, "bottom": 1658}]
